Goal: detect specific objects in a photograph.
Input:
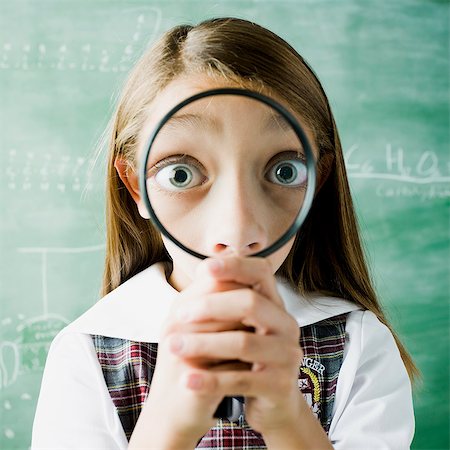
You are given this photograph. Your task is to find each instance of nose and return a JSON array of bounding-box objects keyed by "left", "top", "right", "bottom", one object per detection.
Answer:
[{"left": 205, "top": 177, "right": 268, "bottom": 257}]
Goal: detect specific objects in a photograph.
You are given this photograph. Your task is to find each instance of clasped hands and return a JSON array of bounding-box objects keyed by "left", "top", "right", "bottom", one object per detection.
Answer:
[{"left": 163, "top": 256, "right": 305, "bottom": 435}]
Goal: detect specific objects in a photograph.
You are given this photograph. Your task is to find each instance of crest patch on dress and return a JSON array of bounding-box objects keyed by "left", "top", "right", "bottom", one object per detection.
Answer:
[{"left": 298, "top": 366, "right": 322, "bottom": 419}]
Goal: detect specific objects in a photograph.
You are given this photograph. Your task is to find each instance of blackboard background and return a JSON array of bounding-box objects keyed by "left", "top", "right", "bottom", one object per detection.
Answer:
[{"left": 0, "top": 1, "right": 448, "bottom": 448}]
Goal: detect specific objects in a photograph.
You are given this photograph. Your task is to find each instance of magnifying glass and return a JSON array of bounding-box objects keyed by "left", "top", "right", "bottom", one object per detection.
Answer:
[{"left": 139, "top": 88, "right": 316, "bottom": 421}]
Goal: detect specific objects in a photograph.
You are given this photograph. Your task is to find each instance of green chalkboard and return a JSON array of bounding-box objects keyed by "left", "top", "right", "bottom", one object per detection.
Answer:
[{"left": 1, "top": 1, "right": 448, "bottom": 449}]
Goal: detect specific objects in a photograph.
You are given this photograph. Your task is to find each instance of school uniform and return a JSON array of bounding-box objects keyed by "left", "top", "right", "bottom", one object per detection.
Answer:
[{"left": 31, "top": 262, "right": 415, "bottom": 449}]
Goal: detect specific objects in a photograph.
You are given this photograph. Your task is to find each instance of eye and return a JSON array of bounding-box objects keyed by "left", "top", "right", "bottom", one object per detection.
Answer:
[
  {"left": 267, "top": 158, "right": 307, "bottom": 187},
  {"left": 153, "top": 163, "right": 205, "bottom": 191}
]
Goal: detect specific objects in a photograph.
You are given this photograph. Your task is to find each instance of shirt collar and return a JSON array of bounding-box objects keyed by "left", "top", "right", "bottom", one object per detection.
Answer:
[{"left": 66, "top": 262, "right": 362, "bottom": 342}]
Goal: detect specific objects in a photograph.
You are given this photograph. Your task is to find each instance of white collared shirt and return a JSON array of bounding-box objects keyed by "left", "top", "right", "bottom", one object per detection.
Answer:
[{"left": 31, "top": 262, "right": 415, "bottom": 449}]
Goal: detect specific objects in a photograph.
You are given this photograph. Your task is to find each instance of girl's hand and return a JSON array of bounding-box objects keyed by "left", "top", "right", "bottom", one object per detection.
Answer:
[
  {"left": 130, "top": 259, "right": 255, "bottom": 449},
  {"left": 171, "top": 256, "right": 305, "bottom": 436}
]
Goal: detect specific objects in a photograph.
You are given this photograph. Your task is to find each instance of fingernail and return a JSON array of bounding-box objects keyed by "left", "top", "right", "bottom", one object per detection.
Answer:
[
  {"left": 186, "top": 373, "right": 203, "bottom": 390},
  {"left": 170, "top": 335, "right": 184, "bottom": 353},
  {"left": 208, "top": 259, "right": 224, "bottom": 273}
]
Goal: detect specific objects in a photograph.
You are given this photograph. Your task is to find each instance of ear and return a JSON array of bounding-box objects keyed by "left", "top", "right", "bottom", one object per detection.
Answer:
[{"left": 114, "top": 157, "right": 150, "bottom": 219}]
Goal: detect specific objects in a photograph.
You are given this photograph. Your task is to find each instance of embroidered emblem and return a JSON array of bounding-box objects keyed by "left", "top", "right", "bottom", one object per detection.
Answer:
[
  {"left": 298, "top": 366, "right": 321, "bottom": 419},
  {"left": 302, "top": 356, "right": 325, "bottom": 375}
]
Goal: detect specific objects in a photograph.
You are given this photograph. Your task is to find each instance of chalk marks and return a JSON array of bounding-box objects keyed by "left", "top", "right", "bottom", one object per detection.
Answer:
[
  {"left": 349, "top": 172, "right": 450, "bottom": 184},
  {"left": 375, "top": 184, "right": 450, "bottom": 200},
  {"left": 0, "top": 314, "right": 69, "bottom": 448},
  {"left": 0, "top": 313, "right": 69, "bottom": 391},
  {"left": 0, "top": 342, "right": 19, "bottom": 389},
  {"left": 4, "top": 428, "right": 15, "bottom": 439},
  {"left": 5, "top": 149, "right": 97, "bottom": 193},
  {"left": 0, "top": 244, "right": 104, "bottom": 392},
  {"left": 0, "top": 7, "right": 162, "bottom": 72},
  {"left": 0, "top": 243, "right": 105, "bottom": 450},
  {"left": 17, "top": 244, "right": 105, "bottom": 316},
  {"left": 345, "top": 143, "right": 450, "bottom": 199},
  {"left": 18, "top": 314, "right": 70, "bottom": 372}
]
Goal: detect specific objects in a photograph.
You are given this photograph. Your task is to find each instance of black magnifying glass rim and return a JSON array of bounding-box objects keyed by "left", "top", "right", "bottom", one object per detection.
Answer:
[{"left": 139, "top": 87, "right": 316, "bottom": 260}]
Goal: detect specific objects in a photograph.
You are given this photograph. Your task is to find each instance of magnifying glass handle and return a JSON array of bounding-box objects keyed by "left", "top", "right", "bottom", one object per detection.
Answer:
[{"left": 214, "top": 396, "right": 245, "bottom": 421}]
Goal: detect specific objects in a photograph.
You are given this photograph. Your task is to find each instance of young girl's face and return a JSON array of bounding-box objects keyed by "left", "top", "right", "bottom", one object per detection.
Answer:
[{"left": 136, "top": 75, "right": 317, "bottom": 290}]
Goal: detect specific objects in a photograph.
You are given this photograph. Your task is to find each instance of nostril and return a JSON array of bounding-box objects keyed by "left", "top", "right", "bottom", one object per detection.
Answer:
[
  {"left": 213, "top": 242, "right": 261, "bottom": 256},
  {"left": 214, "top": 243, "right": 228, "bottom": 253}
]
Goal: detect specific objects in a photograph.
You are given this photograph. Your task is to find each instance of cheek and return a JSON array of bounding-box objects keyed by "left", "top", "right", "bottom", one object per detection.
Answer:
[{"left": 150, "top": 191, "right": 206, "bottom": 252}]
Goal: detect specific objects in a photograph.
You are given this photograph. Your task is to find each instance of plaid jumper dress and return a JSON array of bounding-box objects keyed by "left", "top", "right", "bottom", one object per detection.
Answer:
[{"left": 92, "top": 313, "right": 349, "bottom": 449}]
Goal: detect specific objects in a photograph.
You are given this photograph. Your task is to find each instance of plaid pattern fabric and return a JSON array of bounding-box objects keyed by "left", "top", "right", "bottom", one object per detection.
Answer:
[
  {"left": 297, "top": 313, "right": 349, "bottom": 434},
  {"left": 92, "top": 312, "right": 349, "bottom": 447}
]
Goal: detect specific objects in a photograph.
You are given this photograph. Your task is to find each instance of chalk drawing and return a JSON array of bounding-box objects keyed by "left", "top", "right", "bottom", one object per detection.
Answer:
[
  {"left": 1, "top": 244, "right": 105, "bottom": 393},
  {"left": 17, "top": 244, "right": 105, "bottom": 316},
  {"left": 345, "top": 143, "right": 450, "bottom": 185},
  {"left": 1, "top": 314, "right": 69, "bottom": 389},
  {"left": 0, "top": 7, "right": 162, "bottom": 73},
  {"left": 0, "top": 342, "right": 19, "bottom": 388},
  {"left": 4, "top": 149, "right": 98, "bottom": 192},
  {"left": 1, "top": 42, "right": 11, "bottom": 69}
]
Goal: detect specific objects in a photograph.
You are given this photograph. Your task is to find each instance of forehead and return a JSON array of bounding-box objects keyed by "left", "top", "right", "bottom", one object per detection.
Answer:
[
  {"left": 137, "top": 75, "right": 317, "bottom": 156},
  {"left": 159, "top": 104, "right": 293, "bottom": 136}
]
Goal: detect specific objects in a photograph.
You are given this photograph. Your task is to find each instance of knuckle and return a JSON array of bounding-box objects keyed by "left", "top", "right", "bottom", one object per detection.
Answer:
[
  {"left": 243, "top": 290, "right": 259, "bottom": 315},
  {"left": 235, "top": 331, "right": 253, "bottom": 354},
  {"left": 184, "top": 370, "right": 205, "bottom": 393},
  {"left": 206, "top": 277, "right": 221, "bottom": 292}
]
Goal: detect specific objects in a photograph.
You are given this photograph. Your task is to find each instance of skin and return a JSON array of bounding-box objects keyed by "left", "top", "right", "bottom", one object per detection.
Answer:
[
  {"left": 120, "top": 74, "right": 316, "bottom": 289},
  {"left": 117, "top": 75, "right": 333, "bottom": 449}
]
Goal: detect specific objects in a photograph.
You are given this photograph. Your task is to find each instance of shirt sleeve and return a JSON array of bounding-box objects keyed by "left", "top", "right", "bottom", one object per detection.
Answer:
[
  {"left": 328, "top": 310, "right": 415, "bottom": 450},
  {"left": 31, "top": 330, "right": 128, "bottom": 450}
]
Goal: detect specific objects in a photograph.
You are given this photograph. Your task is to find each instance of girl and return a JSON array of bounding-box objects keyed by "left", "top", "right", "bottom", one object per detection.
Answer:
[{"left": 32, "top": 17, "right": 419, "bottom": 449}]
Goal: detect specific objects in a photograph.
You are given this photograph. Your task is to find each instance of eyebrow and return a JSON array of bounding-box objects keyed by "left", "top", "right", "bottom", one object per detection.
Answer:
[
  {"left": 162, "top": 113, "right": 220, "bottom": 132},
  {"left": 161, "top": 111, "right": 294, "bottom": 133},
  {"left": 265, "top": 112, "right": 293, "bottom": 131}
]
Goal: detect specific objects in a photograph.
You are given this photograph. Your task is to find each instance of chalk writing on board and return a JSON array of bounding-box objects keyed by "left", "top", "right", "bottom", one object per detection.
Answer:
[
  {"left": 345, "top": 143, "right": 450, "bottom": 200},
  {"left": 345, "top": 143, "right": 450, "bottom": 183},
  {"left": 5, "top": 149, "right": 97, "bottom": 193},
  {"left": 0, "top": 8, "right": 162, "bottom": 72},
  {"left": 1, "top": 313, "right": 68, "bottom": 449},
  {"left": 0, "top": 244, "right": 105, "bottom": 393},
  {"left": 1, "top": 314, "right": 70, "bottom": 389}
]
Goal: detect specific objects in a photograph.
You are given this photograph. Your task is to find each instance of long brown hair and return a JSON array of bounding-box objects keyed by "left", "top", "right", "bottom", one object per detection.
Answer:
[{"left": 100, "top": 17, "right": 420, "bottom": 386}]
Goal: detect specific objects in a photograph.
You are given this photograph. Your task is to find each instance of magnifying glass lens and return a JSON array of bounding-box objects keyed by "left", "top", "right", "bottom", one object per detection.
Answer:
[{"left": 143, "top": 92, "right": 311, "bottom": 258}]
